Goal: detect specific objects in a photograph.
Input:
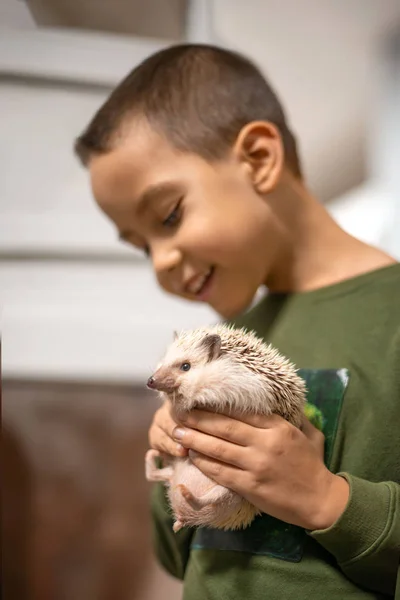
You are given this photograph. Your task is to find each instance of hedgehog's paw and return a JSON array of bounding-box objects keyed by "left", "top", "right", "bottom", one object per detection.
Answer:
[
  {"left": 145, "top": 449, "right": 173, "bottom": 482},
  {"left": 178, "top": 484, "right": 203, "bottom": 509},
  {"left": 179, "top": 483, "right": 227, "bottom": 510},
  {"left": 173, "top": 519, "right": 185, "bottom": 532}
]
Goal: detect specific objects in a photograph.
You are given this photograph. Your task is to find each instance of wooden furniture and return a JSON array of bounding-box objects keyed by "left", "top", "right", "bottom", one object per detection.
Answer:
[{"left": 2, "top": 379, "right": 182, "bottom": 600}]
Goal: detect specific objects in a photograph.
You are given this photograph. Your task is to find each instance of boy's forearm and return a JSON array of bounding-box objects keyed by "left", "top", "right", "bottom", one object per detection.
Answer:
[
  {"left": 309, "top": 474, "right": 400, "bottom": 596},
  {"left": 150, "top": 482, "right": 193, "bottom": 580}
]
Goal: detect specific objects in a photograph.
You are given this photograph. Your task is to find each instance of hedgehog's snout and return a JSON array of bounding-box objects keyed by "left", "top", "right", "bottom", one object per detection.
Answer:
[
  {"left": 147, "top": 369, "right": 179, "bottom": 394},
  {"left": 147, "top": 376, "right": 156, "bottom": 389}
]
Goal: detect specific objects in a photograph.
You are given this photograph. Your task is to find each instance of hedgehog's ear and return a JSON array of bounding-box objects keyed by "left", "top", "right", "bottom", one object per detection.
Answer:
[
  {"left": 173, "top": 330, "right": 178, "bottom": 341},
  {"left": 200, "top": 334, "right": 221, "bottom": 362}
]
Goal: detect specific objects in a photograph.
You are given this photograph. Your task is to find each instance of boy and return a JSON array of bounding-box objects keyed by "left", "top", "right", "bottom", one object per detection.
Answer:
[{"left": 74, "top": 44, "right": 399, "bottom": 599}]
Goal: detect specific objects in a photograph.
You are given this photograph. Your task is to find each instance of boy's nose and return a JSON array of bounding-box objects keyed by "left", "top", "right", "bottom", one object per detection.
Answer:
[{"left": 151, "top": 243, "right": 181, "bottom": 277}]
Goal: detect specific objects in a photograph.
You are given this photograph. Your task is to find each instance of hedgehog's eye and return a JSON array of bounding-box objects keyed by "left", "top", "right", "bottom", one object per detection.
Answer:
[{"left": 180, "top": 362, "right": 191, "bottom": 372}]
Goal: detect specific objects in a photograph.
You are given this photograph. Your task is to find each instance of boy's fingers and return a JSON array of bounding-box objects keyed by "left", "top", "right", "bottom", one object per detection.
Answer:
[
  {"left": 178, "top": 409, "right": 283, "bottom": 445},
  {"left": 149, "top": 401, "right": 188, "bottom": 457},
  {"left": 153, "top": 402, "right": 180, "bottom": 438},
  {"left": 148, "top": 424, "right": 188, "bottom": 457},
  {"left": 173, "top": 428, "right": 249, "bottom": 468},
  {"left": 178, "top": 410, "right": 253, "bottom": 445}
]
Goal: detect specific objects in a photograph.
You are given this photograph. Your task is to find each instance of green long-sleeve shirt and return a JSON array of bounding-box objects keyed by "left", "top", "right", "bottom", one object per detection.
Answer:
[{"left": 150, "top": 264, "right": 400, "bottom": 598}]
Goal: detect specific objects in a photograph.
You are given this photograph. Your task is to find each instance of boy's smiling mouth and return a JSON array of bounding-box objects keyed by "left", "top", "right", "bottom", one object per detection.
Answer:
[{"left": 184, "top": 267, "right": 215, "bottom": 298}]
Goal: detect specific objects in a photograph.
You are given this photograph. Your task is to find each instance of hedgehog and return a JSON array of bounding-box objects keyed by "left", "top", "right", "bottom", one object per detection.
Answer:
[{"left": 145, "top": 324, "right": 306, "bottom": 532}]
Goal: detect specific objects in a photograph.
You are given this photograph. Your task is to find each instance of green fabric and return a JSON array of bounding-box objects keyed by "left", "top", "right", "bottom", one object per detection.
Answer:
[
  {"left": 310, "top": 474, "right": 400, "bottom": 594},
  {"left": 150, "top": 264, "right": 400, "bottom": 598},
  {"left": 303, "top": 400, "right": 325, "bottom": 431}
]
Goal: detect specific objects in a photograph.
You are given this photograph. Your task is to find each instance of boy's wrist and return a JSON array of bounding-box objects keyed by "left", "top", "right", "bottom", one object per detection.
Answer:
[{"left": 307, "top": 472, "right": 350, "bottom": 531}]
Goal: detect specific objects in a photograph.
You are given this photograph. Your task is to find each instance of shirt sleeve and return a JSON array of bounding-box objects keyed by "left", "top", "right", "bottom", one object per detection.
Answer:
[
  {"left": 150, "top": 482, "right": 194, "bottom": 580},
  {"left": 309, "top": 473, "right": 400, "bottom": 596}
]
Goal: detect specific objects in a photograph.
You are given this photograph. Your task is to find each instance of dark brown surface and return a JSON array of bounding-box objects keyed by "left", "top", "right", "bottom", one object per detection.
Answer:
[{"left": 2, "top": 379, "right": 182, "bottom": 600}]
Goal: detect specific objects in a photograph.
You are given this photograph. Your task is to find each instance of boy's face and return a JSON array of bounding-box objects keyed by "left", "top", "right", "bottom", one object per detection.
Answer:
[{"left": 89, "top": 122, "right": 280, "bottom": 318}]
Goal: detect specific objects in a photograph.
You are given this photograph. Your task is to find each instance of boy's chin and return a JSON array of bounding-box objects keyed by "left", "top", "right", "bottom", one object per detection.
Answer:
[
  {"left": 174, "top": 285, "right": 260, "bottom": 320},
  {"left": 211, "top": 294, "right": 257, "bottom": 320}
]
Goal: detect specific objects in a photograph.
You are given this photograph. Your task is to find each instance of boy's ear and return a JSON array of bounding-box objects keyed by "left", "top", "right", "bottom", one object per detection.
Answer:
[{"left": 233, "top": 121, "right": 284, "bottom": 194}]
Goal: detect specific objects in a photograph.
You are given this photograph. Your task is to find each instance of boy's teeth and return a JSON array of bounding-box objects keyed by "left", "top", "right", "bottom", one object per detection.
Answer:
[{"left": 188, "top": 269, "right": 212, "bottom": 294}]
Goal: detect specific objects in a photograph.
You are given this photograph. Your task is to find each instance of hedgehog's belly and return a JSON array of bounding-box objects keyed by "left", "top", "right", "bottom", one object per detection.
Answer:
[
  {"left": 168, "top": 458, "right": 259, "bottom": 530},
  {"left": 171, "top": 458, "right": 215, "bottom": 496},
  {"left": 212, "top": 498, "right": 260, "bottom": 530}
]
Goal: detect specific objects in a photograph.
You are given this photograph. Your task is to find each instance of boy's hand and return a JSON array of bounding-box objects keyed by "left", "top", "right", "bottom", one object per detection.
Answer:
[
  {"left": 172, "top": 410, "right": 349, "bottom": 531},
  {"left": 148, "top": 400, "right": 188, "bottom": 458}
]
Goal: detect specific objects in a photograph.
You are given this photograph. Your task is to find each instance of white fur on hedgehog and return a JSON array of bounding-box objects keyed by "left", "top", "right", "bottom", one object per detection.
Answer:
[
  {"left": 146, "top": 324, "right": 307, "bottom": 532},
  {"left": 159, "top": 323, "right": 306, "bottom": 427}
]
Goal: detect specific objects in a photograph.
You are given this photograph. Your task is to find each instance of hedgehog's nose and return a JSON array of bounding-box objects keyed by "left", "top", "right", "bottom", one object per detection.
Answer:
[{"left": 147, "top": 376, "right": 156, "bottom": 389}]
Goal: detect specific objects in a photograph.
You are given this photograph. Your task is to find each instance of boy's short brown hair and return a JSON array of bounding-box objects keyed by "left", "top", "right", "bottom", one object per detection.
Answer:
[{"left": 75, "top": 43, "right": 302, "bottom": 178}]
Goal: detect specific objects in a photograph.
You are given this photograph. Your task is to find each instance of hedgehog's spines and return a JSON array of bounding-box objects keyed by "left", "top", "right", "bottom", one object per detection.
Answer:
[{"left": 176, "top": 324, "right": 303, "bottom": 383}]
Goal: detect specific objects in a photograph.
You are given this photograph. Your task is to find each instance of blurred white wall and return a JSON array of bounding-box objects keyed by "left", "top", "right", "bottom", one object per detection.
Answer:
[
  {"left": 327, "top": 26, "right": 400, "bottom": 257},
  {"left": 210, "top": 0, "right": 400, "bottom": 201},
  {"left": 0, "top": 29, "right": 217, "bottom": 382},
  {"left": 0, "top": 2, "right": 399, "bottom": 382}
]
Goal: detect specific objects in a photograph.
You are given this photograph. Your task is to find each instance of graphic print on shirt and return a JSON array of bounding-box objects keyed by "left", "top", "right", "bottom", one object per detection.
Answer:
[{"left": 191, "top": 368, "right": 349, "bottom": 562}]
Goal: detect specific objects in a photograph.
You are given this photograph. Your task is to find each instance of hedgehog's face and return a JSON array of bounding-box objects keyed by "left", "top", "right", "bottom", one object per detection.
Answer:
[{"left": 147, "top": 334, "right": 221, "bottom": 408}]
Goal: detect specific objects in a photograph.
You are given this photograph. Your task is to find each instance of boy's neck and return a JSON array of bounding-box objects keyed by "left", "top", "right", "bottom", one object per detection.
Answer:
[{"left": 265, "top": 179, "right": 396, "bottom": 294}]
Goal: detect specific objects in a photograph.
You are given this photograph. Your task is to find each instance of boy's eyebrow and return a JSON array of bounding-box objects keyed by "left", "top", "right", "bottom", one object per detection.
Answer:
[{"left": 118, "top": 180, "right": 181, "bottom": 241}]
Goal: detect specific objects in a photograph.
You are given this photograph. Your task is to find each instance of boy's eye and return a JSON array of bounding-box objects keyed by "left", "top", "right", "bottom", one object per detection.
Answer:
[{"left": 162, "top": 200, "right": 182, "bottom": 228}]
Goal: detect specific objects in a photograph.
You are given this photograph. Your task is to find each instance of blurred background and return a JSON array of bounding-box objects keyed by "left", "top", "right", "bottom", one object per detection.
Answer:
[{"left": 1, "top": 1, "right": 399, "bottom": 599}]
